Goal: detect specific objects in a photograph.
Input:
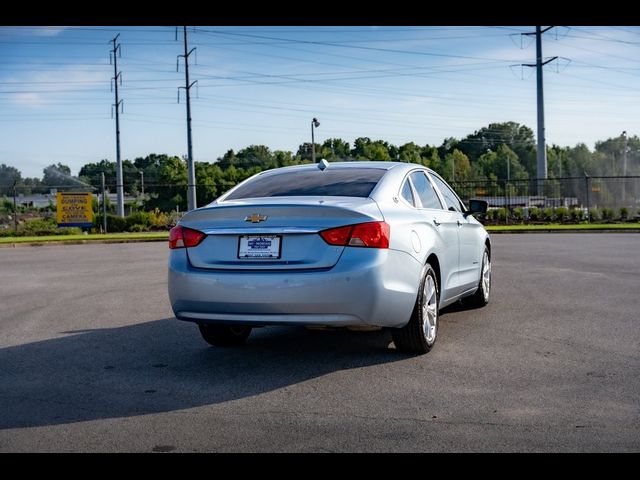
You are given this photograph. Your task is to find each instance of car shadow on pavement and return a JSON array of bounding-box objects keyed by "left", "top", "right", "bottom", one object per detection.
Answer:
[{"left": 0, "top": 318, "right": 405, "bottom": 430}]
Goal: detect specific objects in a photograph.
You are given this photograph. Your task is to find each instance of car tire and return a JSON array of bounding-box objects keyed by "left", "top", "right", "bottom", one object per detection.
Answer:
[
  {"left": 391, "top": 263, "right": 439, "bottom": 354},
  {"left": 467, "top": 247, "right": 491, "bottom": 308},
  {"left": 198, "top": 324, "right": 252, "bottom": 347}
]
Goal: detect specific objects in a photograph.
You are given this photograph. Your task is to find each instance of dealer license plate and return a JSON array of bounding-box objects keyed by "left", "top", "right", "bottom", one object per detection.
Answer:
[{"left": 238, "top": 235, "right": 281, "bottom": 259}]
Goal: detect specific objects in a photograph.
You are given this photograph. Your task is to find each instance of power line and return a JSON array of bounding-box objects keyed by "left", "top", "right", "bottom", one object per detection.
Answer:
[{"left": 193, "top": 28, "right": 525, "bottom": 63}]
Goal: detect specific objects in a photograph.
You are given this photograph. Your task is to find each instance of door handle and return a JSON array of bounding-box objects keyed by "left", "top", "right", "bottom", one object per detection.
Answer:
[
  {"left": 433, "top": 219, "right": 441, "bottom": 226},
  {"left": 457, "top": 220, "right": 462, "bottom": 227}
]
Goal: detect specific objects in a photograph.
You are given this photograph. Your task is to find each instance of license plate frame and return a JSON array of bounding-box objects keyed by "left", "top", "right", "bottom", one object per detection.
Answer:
[{"left": 237, "top": 235, "right": 282, "bottom": 259}]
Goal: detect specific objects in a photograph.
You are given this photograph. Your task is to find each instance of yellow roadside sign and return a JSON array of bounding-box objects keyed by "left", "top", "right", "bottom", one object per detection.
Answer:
[{"left": 56, "top": 192, "right": 94, "bottom": 227}]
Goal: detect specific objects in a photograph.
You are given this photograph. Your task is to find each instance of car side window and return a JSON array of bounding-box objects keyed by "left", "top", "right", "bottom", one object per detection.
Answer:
[
  {"left": 430, "top": 174, "right": 465, "bottom": 213},
  {"left": 400, "top": 179, "right": 415, "bottom": 207},
  {"left": 409, "top": 171, "right": 443, "bottom": 210}
]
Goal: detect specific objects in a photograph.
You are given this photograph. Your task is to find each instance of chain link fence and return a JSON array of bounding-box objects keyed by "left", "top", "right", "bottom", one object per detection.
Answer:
[{"left": 451, "top": 176, "right": 640, "bottom": 223}]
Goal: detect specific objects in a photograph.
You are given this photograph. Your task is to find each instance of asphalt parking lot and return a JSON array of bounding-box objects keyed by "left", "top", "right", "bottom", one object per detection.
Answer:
[{"left": 0, "top": 234, "right": 638, "bottom": 452}]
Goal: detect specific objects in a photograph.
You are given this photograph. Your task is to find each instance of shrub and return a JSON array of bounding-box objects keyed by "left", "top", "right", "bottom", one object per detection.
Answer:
[
  {"left": 589, "top": 208, "right": 602, "bottom": 222},
  {"left": 126, "top": 211, "right": 152, "bottom": 230},
  {"left": 20, "top": 218, "right": 81, "bottom": 236},
  {"left": 94, "top": 213, "right": 128, "bottom": 233},
  {"left": 148, "top": 208, "right": 172, "bottom": 229},
  {"left": 555, "top": 207, "right": 569, "bottom": 223},
  {"left": 619, "top": 207, "right": 629, "bottom": 220},
  {"left": 542, "top": 207, "right": 555, "bottom": 222},
  {"left": 601, "top": 208, "right": 615, "bottom": 221},
  {"left": 496, "top": 208, "right": 507, "bottom": 222},
  {"left": 528, "top": 207, "right": 541, "bottom": 222},
  {"left": 1, "top": 198, "right": 14, "bottom": 212},
  {"left": 569, "top": 208, "right": 583, "bottom": 222},
  {"left": 512, "top": 207, "right": 524, "bottom": 222}
]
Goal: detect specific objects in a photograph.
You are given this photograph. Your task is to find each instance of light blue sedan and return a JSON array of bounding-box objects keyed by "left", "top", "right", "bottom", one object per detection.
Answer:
[{"left": 168, "top": 161, "right": 491, "bottom": 354}]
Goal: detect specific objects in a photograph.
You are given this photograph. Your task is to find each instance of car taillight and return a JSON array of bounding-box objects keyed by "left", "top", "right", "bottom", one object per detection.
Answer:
[
  {"left": 320, "top": 221, "right": 390, "bottom": 249},
  {"left": 169, "top": 225, "right": 206, "bottom": 249}
]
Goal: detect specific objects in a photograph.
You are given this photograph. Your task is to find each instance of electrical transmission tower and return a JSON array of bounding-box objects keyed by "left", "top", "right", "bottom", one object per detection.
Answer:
[
  {"left": 110, "top": 34, "right": 125, "bottom": 217},
  {"left": 177, "top": 26, "right": 198, "bottom": 211},
  {"left": 521, "top": 26, "right": 558, "bottom": 195}
]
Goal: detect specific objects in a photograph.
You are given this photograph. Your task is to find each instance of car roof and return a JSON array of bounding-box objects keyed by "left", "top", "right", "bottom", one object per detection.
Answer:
[{"left": 260, "top": 161, "right": 432, "bottom": 173}]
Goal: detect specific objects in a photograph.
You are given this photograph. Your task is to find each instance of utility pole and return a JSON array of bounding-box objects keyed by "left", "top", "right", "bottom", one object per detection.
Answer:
[
  {"left": 622, "top": 131, "right": 628, "bottom": 204},
  {"left": 178, "top": 26, "right": 198, "bottom": 211},
  {"left": 521, "top": 26, "right": 557, "bottom": 196},
  {"left": 101, "top": 171, "right": 108, "bottom": 233},
  {"left": 110, "top": 34, "right": 125, "bottom": 218}
]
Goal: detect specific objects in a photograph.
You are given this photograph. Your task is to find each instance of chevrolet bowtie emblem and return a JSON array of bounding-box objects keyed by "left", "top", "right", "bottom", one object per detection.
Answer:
[{"left": 245, "top": 214, "right": 267, "bottom": 223}]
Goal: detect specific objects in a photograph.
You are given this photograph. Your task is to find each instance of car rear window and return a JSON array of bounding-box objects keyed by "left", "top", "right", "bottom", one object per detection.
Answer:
[{"left": 224, "top": 168, "right": 386, "bottom": 200}]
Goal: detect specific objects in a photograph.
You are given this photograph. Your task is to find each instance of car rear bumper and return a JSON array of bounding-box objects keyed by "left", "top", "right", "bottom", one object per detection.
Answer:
[{"left": 168, "top": 247, "right": 421, "bottom": 328}]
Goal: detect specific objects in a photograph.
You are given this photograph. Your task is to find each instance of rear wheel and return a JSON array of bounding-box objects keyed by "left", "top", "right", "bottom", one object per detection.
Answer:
[
  {"left": 198, "top": 324, "right": 252, "bottom": 347},
  {"left": 391, "top": 263, "right": 439, "bottom": 354}
]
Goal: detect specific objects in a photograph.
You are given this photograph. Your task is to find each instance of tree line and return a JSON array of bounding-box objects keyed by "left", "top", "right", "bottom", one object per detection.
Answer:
[{"left": 2, "top": 121, "right": 638, "bottom": 212}]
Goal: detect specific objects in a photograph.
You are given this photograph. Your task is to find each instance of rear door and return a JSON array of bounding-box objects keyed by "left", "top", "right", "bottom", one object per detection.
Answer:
[
  {"left": 429, "top": 173, "right": 480, "bottom": 292},
  {"left": 408, "top": 171, "right": 461, "bottom": 300}
]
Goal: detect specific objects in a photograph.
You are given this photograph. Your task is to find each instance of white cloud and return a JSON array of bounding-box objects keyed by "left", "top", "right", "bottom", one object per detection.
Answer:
[
  {"left": 33, "top": 26, "right": 67, "bottom": 37},
  {"left": 5, "top": 26, "right": 67, "bottom": 37},
  {"left": 9, "top": 92, "right": 44, "bottom": 107}
]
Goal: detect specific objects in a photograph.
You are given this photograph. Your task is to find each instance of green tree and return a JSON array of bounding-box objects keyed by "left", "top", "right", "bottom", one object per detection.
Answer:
[
  {"left": 398, "top": 142, "right": 423, "bottom": 164},
  {"left": 455, "top": 122, "right": 536, "bottom": 176},
  {"left": 215, "top": 149, "right": 238, "bottom": 170},
  {"left": 442, "top": 149, "right": 471, "bottom": 182},
  {"left": 0, "top": 164, "right": 22, "bottom": 195},
  {"left": 195, "top": 162, "right": 219, "bottom": 206},
  {"left": 321, "top": 138, "right": 350, "bottom": 160},
  {"left": 79, "top": 159, "right": 116, "bottom": 190},
  {"left": 437, "top": 137, "right": 460, "bottom": 160},
  {"left": 351, "top": 137, "right": 371, "bottom": 159},
  {"left": 565, "top": 143, "right": 596, "bottom": 177},
  {"left": 595, "top": 133, "right": 640, "bottom": 176},
  {"left": 273, "top": 150, "right": 295, "bottom": 167},
  {"left": 236, "top": 145, "right": 275, "bottom": 169},
  {"left": 351, "top": 137, "right": 391, "bottom": 161},
  {"left": 421, "top": 145, "right": 441, "bottom": 170},
  {"left": 296, "top": 142, "right": 320, "bottom": 162},
  {"left": 142, "top": 155, "right": 188, "bottom": 212}
]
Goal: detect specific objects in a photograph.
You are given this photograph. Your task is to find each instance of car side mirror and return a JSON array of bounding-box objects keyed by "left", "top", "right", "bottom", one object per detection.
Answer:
[{"left": 467, "top": 199, "right": 488, "bottom": 216}]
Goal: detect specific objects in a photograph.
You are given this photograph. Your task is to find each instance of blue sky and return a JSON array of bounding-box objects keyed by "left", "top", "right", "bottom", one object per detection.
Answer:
[{"left": 1, "top": 25, "right": 639, "bottom": 178}]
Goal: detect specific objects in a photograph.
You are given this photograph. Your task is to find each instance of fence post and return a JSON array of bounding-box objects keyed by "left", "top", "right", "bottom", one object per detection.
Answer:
[
  {"left": 13, "top": 181, "right": 18, "bottom": 234},
  {"left": 102, "top": 172, "right": 108, "bottom": 234},
  {"left": 585, "top": 174, "right": 591, "bottom": 223},
  {"left": 504, "top": 179, "right": 509, "bottom": 225}
]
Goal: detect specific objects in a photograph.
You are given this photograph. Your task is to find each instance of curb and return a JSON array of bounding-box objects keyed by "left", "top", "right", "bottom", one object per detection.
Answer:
[{"left": 0, "top": 237, "right": 168, "bottom": 248}]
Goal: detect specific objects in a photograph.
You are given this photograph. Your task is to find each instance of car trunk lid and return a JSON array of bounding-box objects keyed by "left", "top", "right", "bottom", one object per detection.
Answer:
[{"left": 179, "top": 197, "right": 383, "bottom": 270}]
